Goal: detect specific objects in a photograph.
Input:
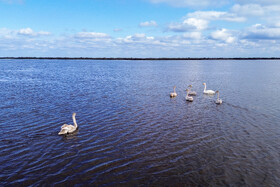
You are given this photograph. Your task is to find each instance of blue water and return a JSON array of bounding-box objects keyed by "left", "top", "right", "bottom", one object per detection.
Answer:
[{"left": 0, "top": 59, "right": 280, "bottom": 186}]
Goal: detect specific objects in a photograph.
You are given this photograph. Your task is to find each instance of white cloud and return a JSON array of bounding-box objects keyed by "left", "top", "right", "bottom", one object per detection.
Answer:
[
  {"left": 18, "top": 28, "right": 33, "bottom": 35},
  {"left": 274, "top": 22, "right": 280, "bottom": 27},
  {"left": 167, "top": 10, "right": 245, "bottom": 32},
  {"left": 211, "top": 29, "right": 236, "bottom": 43},
  {"left": 183, "top": 18, "right": 208, "bottom": 30},
  {"left": 75, "top": 32, "right": 109, "bottom": 38},
  {"left": 235, "top": 0, "right": 280, "bottom": 5},
  {"left": 17, "top": 28, "right": 50, "bottom": 36},
  {"left": 243, "top": 24, "right": 280, "bottom": 40},
  {"left": 187, "top": 11, "right": 246, "bottom": 22},
  {"left": 73, "top": 32, "right": 112, "bottom": 45},
  {"left": 120, "top": 33, "right": 155, "bottom": 43},
  {"left": 0, "top": 28, "right": 13, "bottom": 39},
  {"left": 168, "top": 18, "right": 208, "bottom": 32},
  {"left": 230, "top": 3, "right": 280, "bottom": 28},
  {"left": 148, "top": 0, "right": 227, "bottom": 8},
  {"left": 183, "top": 32, "right": 202, "bottom": 40},
  {"left": 231, "top": 4, "right": 264, "bottom": 16},
  {"left": 139, "top": 20, "right": 157, "bottom": 27}
]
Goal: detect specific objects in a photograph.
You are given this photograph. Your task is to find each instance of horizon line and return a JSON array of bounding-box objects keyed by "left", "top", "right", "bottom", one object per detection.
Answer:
[{"left": 1, "top": 57, "right": 280, "bottom": 60}]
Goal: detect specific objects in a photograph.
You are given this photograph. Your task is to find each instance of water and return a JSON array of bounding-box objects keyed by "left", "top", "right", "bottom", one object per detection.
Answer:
[{"left": 0, "top": 59, "right": 279, "bottom": 186}]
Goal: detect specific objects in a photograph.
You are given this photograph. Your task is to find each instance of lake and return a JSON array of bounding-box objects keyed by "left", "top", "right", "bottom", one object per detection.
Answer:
[{"left": 0, "top": 59, "right": 280, "bottom": 186}]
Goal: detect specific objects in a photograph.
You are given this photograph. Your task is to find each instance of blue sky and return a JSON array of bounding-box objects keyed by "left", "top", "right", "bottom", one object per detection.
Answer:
[{"left": 1, "top": 0, "right": 280, "bottom": 57}]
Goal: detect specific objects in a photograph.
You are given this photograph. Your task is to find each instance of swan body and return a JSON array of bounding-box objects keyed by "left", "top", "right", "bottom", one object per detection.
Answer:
[
  {"left": 188, "top": 85, "right": 197, "bottom": 96},
  {"left": 185, "top": 89, "right": 194, "bottom": 102},
  {"left": 170, "top": 86, "right": 177, "bottom": 97},
  {"left": 58, "top": 113, "right": 78, "bottom": 135},
  {"left": 215, "top": 91, "right": 222, "bottom": 104},
  {"left": 203, "top": 83, "right": 215, "bottom": 95}
]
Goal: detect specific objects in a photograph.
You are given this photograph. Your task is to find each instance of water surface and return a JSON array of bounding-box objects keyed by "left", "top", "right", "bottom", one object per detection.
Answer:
[{"left": 0, "top": 59, "right": 280, "bottom": 186}]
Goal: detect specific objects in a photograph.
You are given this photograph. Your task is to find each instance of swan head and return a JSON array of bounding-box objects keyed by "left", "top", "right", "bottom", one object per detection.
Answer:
[
  {"left": 173, "top": 86, "right": 176, "bottom": 89},
  {"left": 72, "top": 112, "right": 76, "bottom": 116},
  {"left": 215, "top": 90, "right": 219, "bottom": 94},
  {"left": 188, "top": 85, "right": 192, "bottom": 88},
  {"left": 203, "top": 83, "right": 206, "bottom": 85}
]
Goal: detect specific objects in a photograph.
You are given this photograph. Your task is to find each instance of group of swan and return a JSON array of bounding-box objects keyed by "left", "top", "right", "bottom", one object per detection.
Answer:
[
  {"left": 59, "top": 83, "right": 221, "bottom": 135},
  {"left": 170, "top": 83, "right": 222, "bottom": 104},
  {"left": 203, "top": 83, "right": 222, "bottom": 104},
  {"left": 58, "top": 112, "right": 78, "bottom": 135}
]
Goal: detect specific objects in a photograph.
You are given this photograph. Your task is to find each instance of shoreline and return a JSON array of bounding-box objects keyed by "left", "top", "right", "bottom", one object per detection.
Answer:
[{"left": 0, "top": 57, "right": 280, "bottom": 60}]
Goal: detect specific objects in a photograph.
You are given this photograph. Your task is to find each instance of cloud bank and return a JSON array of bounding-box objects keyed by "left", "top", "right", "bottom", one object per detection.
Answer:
[
  {"left": 1, "top": 0, "right": 280, "bottom": 57},
  {"left": 1, "top": 25, "right": 280, "bottom": 57}
]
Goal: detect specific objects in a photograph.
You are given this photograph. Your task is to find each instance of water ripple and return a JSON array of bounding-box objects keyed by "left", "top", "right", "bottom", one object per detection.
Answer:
[{"left": 0, "top": 59, "right": 280, "bottom": 186}]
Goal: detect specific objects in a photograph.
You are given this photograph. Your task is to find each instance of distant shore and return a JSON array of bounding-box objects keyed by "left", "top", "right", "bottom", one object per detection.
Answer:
[{"left": 1, "top": 57, "right": 280, "bottom": 60}]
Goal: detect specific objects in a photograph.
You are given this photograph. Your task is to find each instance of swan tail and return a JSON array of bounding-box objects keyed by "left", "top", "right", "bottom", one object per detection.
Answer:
[{"left": 58, "top": 128, "right": 68, "bottom": 135}]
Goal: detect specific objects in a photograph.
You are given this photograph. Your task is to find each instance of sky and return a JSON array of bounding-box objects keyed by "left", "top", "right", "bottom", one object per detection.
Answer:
[{"left": 1, "top": 0, "right": 280, "bottom": 57}]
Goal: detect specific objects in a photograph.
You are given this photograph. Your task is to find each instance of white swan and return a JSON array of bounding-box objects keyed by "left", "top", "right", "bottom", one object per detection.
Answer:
[
  {"left": 185, "top": 89, "right": 193, "bottom": 102},
  {"left": 215, "top": 90, "right": 222, "bottom": 104},
  {"left": 58, "top": 113, "right": 78, "bottom": 135},
  {"left": 203, "top": 83, "right": 215, "bottom": 95},
  {"left": 188, "top": 85, "right": 197, "bottom": 96},
  {"left": 170, "top": 86, "right": 177, "bottom": 97}
]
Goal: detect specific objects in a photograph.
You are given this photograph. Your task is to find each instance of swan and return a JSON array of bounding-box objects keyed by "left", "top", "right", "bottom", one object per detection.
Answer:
[
  {"left": 215, "top": 91, "right": 222, "bottom": 104},
  {"left": 170, "top": 86, "right": 177, "bottom": 97},
  {"left": 203, "top": 83, "right": 215, "bottom": 95},
  {"left": 58, "top": 113, "right": 78, "bottom": 135},
  {"left": 185, "top": 89, "right": 193, "bottom": 102},
  {"left": 188, "top": 85, "right": 197, "bottom": 96}
]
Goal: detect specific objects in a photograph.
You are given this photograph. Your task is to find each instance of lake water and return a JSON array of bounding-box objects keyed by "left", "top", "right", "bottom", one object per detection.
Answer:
[{"left": 0, "top": 59, "right": 280, "bottom": 186}]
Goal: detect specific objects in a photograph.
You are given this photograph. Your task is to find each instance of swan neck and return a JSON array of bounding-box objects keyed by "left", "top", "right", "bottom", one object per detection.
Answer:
[
  {"left": 174, "top": 87, "right": 176, "bottom": 93},
  {"left": 204, "top": 84, "right": 206, "bottom": 91},
  {"left": 72, "top": 115, "right": 78, "bottom": 128}
]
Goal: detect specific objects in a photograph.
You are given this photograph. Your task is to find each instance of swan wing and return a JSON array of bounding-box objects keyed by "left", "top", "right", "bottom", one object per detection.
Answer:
[
  {"left": 204, "top": 90, "right": 215, "bottom": 94},
  {"left": 189, "top": 91, "right": 196, "bottom": 96},
  {"left": 58, "top": 123, "right": 77, "bottom": 135},
  {"left": 67, "top": 125, "right": 77, "bottom": 133},
  {"left": 61, "top": 124, "right": 68, "bottom": 128}
]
